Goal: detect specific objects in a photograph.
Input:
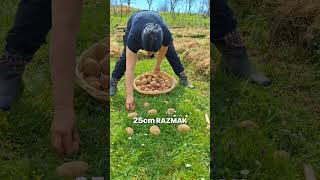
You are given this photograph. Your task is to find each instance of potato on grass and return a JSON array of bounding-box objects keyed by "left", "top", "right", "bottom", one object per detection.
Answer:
[
  {"left": 125, "top": 127, "right": 134, "bottom": 136},
  {"left": 273, "top": 150, "right": 290, "bottom": 160},
  {"left": 143, "top": 102, "right": 150, "bottom": 108},
  {"left": 166, "top": 108, "right": 176, "bottom": 115},
  {"left": 149, "top": 125, "right": 161, "bottom": 136},
  {"left": 177, "top": 124, "right": 191, "bottom": 132},
  {"left": 239, "top": 120, "right": 258, "bottom": 130},
  {"left": 128, "top": 112, "right": 138, "bottom": 119},
  {"left": 147, "top": 109, "right": 157, "bottom": 115},
  {"left": 56, "top": 161, "right": 89, "bottom": 177}
]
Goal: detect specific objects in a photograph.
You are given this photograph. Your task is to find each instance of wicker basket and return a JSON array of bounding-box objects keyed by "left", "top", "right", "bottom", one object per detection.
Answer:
[
  {"left": 75, "top": 38, "right": 109, "bottom": 103},
  {"left": 133, "top": 71, "right": 177, "bottom": 95}
]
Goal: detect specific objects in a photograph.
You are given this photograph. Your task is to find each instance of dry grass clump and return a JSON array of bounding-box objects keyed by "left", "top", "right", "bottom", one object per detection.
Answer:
[
  {"left": 110, "top": 41, "right": 122, "bottom": 58},
  {"left": 174, "top": 38, "right": 200, "bottom": 53},
  {"left": 270, "top": 0, "right": 320, "bottom": 49},
  {"left": 182, "top": 47, "right": 210, "bottom": 76}
]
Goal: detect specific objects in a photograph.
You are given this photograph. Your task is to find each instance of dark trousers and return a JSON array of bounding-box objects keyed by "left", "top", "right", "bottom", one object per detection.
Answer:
[
  {"left": 5, "top": 0, "right": 51, "bottom": 57},
  {"left": 111, "top": 16, "right": 185, "bottom": 80},
  {"left": 211, "top": 0, "right": 237, "bottom": 41}
]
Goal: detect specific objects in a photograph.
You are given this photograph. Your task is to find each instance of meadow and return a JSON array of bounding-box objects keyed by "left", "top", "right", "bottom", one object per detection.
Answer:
[
  {"left": 0, "top": 1, "right": 108, "bottom": 179},
  {"left": 212, "top": 0, "right": 320, "bottom": 179},
  {"left": 110, "top": 8, "right": 211, "bottom": 178}
]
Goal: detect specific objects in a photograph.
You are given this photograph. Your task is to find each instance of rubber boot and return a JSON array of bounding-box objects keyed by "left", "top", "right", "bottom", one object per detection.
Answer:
[
  {"left": 178, "top": 71, "right": 194, "bottom": 89},
  {"left": 214, "top": 30, "right": 272, "bottom": 86},
  {"left": 109, "top": 78, "right": 119, "bottom": 96},
  {"left": 0, "top": 52, "right": 30, "bottom": 110}
]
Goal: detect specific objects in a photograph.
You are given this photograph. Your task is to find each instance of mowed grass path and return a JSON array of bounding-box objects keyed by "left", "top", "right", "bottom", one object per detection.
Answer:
[
  {"left": 110, "top": 59, "right": 210, "bottom": 178},
  {"left": 0, "top": 1, "right": 108, "bottom": 179}
]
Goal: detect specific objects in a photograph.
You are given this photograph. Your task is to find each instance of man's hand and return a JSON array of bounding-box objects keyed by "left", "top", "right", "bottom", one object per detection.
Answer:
[
  {"left": 153, "top": 66, "right": 161, "bottom": 74},
  {"left": 154, "top": 45, "right": 168, "bottom": 74},
  {"left": 126, "top": 95, "right": 135, "bottom": 111},
  {"left": 50, "top": 109, "right": 80, "bottom": 156}
]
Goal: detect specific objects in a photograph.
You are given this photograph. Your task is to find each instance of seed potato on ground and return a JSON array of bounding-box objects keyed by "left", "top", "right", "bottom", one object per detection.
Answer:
[
  {"left": 149, "top": 125, "right": 161, "bottom": 136},
  {"left": 166, "top": 108, "right": 176, "bottom": 115},
  {"left": 56, "top": 161, "right": 89, "bottom": 177},
  {"left": 239, "top": 120, "right": 258, "bottom": 130},
  {"left": 147, "top": 109, "right": 157, "bottom": 115},
  {"left": 273, "top": 150, "right": 290, "bottom": 160},
  {"left": 143, "top": 102, "right": 150, "bottom": 108},
  {"left": 177, "top": 124, "right": 191, "bottom": 132},
  {"left": 125, "top": 127, "right": 134, "bottom": 136},
  {"left": 128, "top": 112, "right": 138, "bottom": 119}
]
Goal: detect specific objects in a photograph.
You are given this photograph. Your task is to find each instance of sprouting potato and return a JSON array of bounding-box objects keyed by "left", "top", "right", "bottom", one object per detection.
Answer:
[
  {"left": 135, "top": 80, "right": 142, "bottom": 86},
  {"left": 177, "top": 124, "right": 191, "bottom": 132},
  {"left": 143, "top": 102, "right": 150, "bottom": 108},
  {"left": 125, "top": 127, "right": 134, "bottom": 136},
  {"left": 81, "top": 72, "right": 87, "bottom": 79},
  {"left": 128, "top": 112, "right": 138, "bottom": 119},
  {"left": 88, "top": 80, "right": 101, "bottom": 90},
  {"left": 100, "top": 58, "right": 108, "bottom": 75},
  {"left": 166, "top": 108, "right": 176, "bottom": 115},
  {"left": 149, "top": 125, "right": 161, "bottom": 136},
  {"left": 56, "top": 161, "right": 89, "bottom": 177},
  {"left": 148, "top": 109, "right": 157, "bottom": 115},
  {"left": 141, "top": 78, "right": 148, "bottom": 85},
  {"left": 82, "top": 58, "right": 100, "bottom": 77},
  {"left": 239, "top": 120, "right": 257, "bottom": 129},
  {"left": 150, "top": 81, "right": 157, "bottom": 86},
  {"left": 273, "top": 150, "right": 290, "bottom": 160},
  {"left": 99, "top": 73, "right": 109, "bottom": 90}
]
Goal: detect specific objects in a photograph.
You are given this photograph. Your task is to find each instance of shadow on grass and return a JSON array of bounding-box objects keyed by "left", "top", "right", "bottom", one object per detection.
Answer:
[{"left": 212, "top": 61, "right": 242, "bottom": 178}]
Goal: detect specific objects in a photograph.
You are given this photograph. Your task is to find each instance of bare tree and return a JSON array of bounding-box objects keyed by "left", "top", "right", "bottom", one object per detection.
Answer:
[
  {"left": 113, "top": 0, "right": 118, "bottom": 14},
  {"left": 146, "top": 0, "right": 153, "bottom": 11},
  {"left": 169, "top": 0, "right": 180, "bottom": 19},
  {"left": 160, "top": 0, "right": 169, "bottom": 13},
  {"left": 187, "top": 0, "right": 196, "bottom": 14},
  {"left": 169, "top": 0, "right": 180, "bottom": 13},
  {"left": 203, "top": 0, "right": 209, "bottom": 16},
  {"left": 198, "top": 0, "right": 207, "bottom": 15},
  {"left": 126, "top": 0, "right": 135, "bottom": 11},
  {"left": 122, "top": 0, "right": 134, "bottom": 13},
  {"left": 119, "top": 0, "right": 126, "bottom": 17}
]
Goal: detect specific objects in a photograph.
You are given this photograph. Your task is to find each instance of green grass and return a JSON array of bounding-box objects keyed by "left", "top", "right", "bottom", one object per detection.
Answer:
[
  {"left": 0, "top": 0, "right": 108, "bottom": 179},
  {"left": 212, "top": 9, "right": 320, "bottom": 180},
  {"left": 110, "top": 58, "right": 210, "bottom": 178}
]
